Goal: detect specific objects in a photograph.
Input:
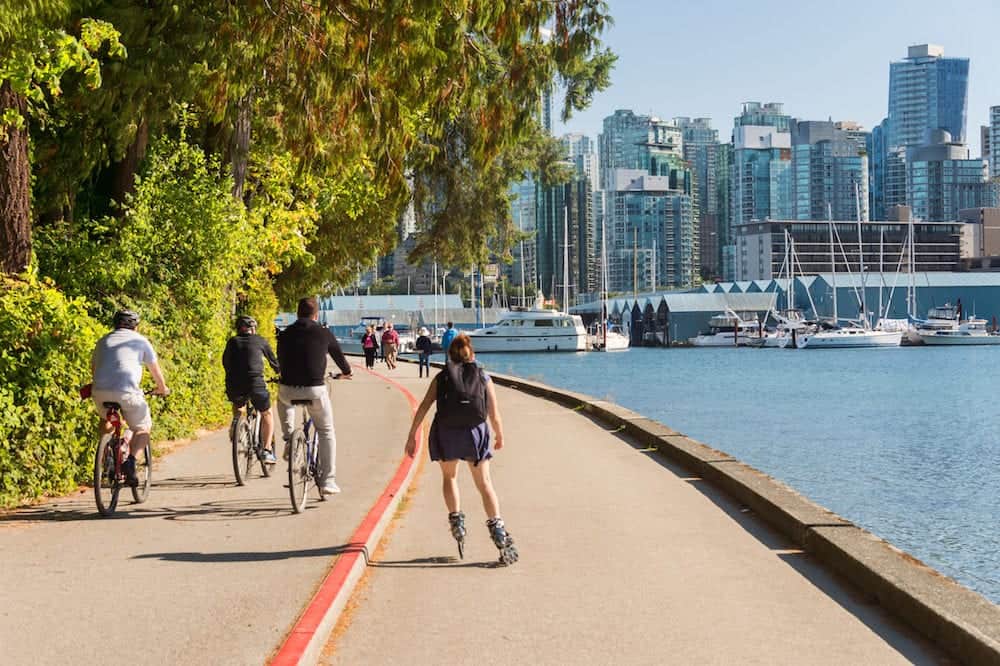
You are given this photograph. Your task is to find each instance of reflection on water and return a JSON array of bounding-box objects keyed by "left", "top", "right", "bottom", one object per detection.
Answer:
[{"left": 479, "top": 346, "right": 1000, "bottom": 603}]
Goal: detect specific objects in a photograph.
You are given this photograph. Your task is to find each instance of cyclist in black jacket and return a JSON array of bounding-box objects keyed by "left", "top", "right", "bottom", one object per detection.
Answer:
[
  {"left": 277, "top": 297, "right": 353, "bottom": 494},
  {"left": 223, "top": 316, "right": 280, "bottom": 463}
]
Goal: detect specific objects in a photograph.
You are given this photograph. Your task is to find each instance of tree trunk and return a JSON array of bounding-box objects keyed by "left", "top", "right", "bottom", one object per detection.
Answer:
[
  {"left": 230, "top": 94, "right": 252, "bottom": 201},
  {"left": 110, "top": 118, "right": 149, "bottom": 210},
  {"left": 0, "top": 79, "right": 32, "bottom": 275}
]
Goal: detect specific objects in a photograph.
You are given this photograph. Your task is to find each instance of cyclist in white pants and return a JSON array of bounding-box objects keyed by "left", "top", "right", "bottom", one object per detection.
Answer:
[{"left": 276, "top": 297, "right": 352, "bottom": 494}]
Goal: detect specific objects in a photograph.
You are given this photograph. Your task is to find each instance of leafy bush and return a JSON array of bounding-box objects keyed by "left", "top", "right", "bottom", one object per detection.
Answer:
[{"left": 0, "top": 275, "right": 102, "bottom": 507}]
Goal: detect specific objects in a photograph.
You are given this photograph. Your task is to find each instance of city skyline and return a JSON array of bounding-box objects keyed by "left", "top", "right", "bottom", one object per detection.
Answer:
[{"left": 555, "top": 0, "right": 1000, "bottom": 154}]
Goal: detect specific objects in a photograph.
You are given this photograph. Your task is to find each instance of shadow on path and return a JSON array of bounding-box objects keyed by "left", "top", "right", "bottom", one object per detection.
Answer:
[
  {"left": 370, "top": 555, "right": 501, "bottom": 570},
  {"left": 0, "top": 495, "right": 294, "bottom": 524},
  {"left": 134, "top": 541, "right": 368, "bottom": 563}
]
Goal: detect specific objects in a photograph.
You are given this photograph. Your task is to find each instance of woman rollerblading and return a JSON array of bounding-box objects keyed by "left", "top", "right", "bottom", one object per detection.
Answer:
[{"left": 405, "top": 334, "right": 519, "bottom": 566}]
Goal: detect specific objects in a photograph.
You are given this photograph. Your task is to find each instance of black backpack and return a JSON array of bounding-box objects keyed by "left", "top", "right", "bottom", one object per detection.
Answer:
[{"left": 435, "top": 362, "right": 488, "bottom": 428}]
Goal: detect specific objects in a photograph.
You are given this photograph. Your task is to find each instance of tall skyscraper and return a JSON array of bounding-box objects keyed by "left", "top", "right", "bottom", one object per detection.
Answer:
[
  {"left": 989, "top": 106, "right": 1000, "bottom": 180},
  {"left": 727, "top": 102, "right": 792, "bottom": 279},
  {"left": 676, "top": 117, "right": 721, "bottom": 279},
  {"left": 598, "top": 110, "right": 684, "bottom": 190},
  {"left": 872, "top": 44, "right": 970, "bottom": 215},
  {"left": 791, "top": 120, "right": 869, "bottom": 221}
]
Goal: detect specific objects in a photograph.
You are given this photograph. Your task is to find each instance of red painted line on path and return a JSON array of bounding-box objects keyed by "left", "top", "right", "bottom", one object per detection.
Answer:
[{"left": 270, "top": 363, "right": 421, "bottom": 665}]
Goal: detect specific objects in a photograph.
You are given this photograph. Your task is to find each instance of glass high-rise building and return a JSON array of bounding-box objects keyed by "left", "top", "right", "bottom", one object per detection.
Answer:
[
  {"left": 676, "top": 117, "right": 721, "bottom": 279},
  {"left": 907, "top": 130, "right": 996, "bottom": 222},
  {"left": 989, "top": 106, "right": 1000, "bottom": 180},
  {"left": 728, "top": 102, "right": 793, "bottom": 279},
  {"left": 872, "top": 44, "right": 970, "bottom": 214},
  {"left": 791, "top": 120, "right": 869, "bottom": 222}
]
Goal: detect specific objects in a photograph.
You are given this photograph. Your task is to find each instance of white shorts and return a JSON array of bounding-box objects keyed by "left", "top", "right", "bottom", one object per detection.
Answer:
[{"left": 92, "top": 389, "right": 152, "bottom": 432}]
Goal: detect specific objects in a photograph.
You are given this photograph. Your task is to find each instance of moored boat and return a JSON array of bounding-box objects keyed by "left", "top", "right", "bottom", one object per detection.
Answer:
[
  {"left": 468, "top": 309, "right": 588, "bottom": 352},
  {"left": 918, "top": 318, "right": 1000, "bottom": 345}
]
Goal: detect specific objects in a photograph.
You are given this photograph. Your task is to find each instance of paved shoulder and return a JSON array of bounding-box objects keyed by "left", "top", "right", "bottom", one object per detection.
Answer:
[
  {"left": 0, "top": 365, "right": 412, "bottom": 665},
  {"left": 328, "top": 369, "right": 943, "bottom": 664}
]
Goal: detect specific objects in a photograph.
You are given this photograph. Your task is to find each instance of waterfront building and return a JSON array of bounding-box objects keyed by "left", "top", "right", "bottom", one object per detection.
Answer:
[
  {"left": 871, "top": 44, "right": 970, "bottom": 214},
  {"left": 906, "top": 130, "right": 995, "bottom": 222},
  {"left": 733, "top": 218, "right": 963, "bottom": 280},
  {"left": 676, "top": 117, "right": 722, "bottom": 280},
  {"left": 990, "top": 106, "right": 1000, "bottom": 180},
  {"left": 791, "top": 120, "right": 869, "bottom": 222},
  {"left": 568, "top": 272, "right": 1000, "bottom": 344},
  {"left": 958, "top": 207, "right": 1000, "bottom": 258},
  {"left": 728, "top": 102, "right": 793, "bottom": 280},
  {"left": 606, "top": 169, "right": 696, "bottom": 292}
]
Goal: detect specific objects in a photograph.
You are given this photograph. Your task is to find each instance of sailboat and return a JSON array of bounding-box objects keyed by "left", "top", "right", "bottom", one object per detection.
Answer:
[
  {"left": 592, "top": 216, "right": 629, "bottom": 351},
  {"left": 798, "top": 186, "right": 902, "bottom": 349}
]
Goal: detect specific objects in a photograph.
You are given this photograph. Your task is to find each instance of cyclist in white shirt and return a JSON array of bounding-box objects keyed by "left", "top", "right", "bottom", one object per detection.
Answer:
[{"left": 91, "top": 310, "right": 169, "bottom": 486}]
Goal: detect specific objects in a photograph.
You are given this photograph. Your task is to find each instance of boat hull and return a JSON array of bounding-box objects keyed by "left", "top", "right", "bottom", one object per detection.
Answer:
[
  {"left": 798, "top": 330, "right": 903, "bottom": 348},
  {"left": 592, "top": 332, "right": 630, "bottom": 352},
  {"left": 468, "top": 333, "right": 588, "bottom": 352},
  {"left": 919, "top": 333, "right": 1000, "bottom": 345}
]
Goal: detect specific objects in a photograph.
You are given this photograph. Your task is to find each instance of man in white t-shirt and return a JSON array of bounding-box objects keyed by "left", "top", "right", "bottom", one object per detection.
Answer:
[{"left": 91, "top": 309, "right": 169, "bottom": 486}]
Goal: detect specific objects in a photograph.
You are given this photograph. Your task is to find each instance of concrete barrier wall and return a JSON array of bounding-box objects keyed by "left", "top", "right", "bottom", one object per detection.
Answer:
[{"left": 481, "top": 367, "right": 1000, "bottom": 665}]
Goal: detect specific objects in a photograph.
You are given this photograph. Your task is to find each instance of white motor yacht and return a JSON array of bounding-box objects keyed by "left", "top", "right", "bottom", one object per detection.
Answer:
[
  {"left": 906, "top": 304, "right": 960, "bottom": 345},
  {"left": 689, "top": 310, "right": 762, "bottom": 347},
  {"left": 468, "top": 309, "right": 588, "bottom": 352},
  {"left": 918, "top": 318, "right": 1000, "bottom": 345}
]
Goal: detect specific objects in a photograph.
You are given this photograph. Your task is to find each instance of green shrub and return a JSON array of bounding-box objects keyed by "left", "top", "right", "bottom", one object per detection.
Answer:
[{"left": 0, "top": 276, "right": 103, "bottom": 507}]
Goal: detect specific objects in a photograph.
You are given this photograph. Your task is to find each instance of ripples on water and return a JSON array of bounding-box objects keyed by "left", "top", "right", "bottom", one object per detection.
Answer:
[{"left": 479, "top": 346, "right": 1000, "bottom": 603}]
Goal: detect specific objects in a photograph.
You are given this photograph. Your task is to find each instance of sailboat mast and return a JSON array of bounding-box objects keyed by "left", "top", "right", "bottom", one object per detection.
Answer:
[
  {"left": 517, "top": 207, "right": 526, "bottom": 308},
  {"left": 601, "top": 215, "right": 608, "bottom": 347},
  {"left": 855, "top": 181, "right": 866, "bottom": 325},
  {"left": 563, "top": 206, "right": 569, "bottom": 311},
  {"left": 879, "top": 231, "right": 884, "bottom": 324},
  {"left": 829, "top": 210, "right": 837, "bottom": 322}
]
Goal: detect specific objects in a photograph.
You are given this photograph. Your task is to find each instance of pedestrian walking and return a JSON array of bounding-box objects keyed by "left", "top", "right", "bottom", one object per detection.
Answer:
[
  {"left": 440, "top": 321, "right": 458, "bottom": 353},
  {"left": 415, "top": 327, "right": 433, "bottom": 378},
  {"left": 382, "top": 322, "right": 400, "bottom": 370},
  {"left": 404, "top": 333, "right": 518, "bottom": 565},
  {"left": 361, "top": 325, "right": 379, "bottom": 369}
]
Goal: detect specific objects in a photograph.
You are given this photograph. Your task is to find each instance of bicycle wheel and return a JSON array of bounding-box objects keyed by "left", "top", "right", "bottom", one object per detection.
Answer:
[
  {"left": 94, "top": 434, "right": 121, "bottom": 517},
  {"left": 311, "top": 430, "right": 326, "bottom": 502},
  {"left": 131, "top": 442, "right": 152, "bottom": 503},
  {"left": 288, "top": 430, "right": 309, "bottom": 513},
  {"left": 231, "top": 414, "right": 254, "bottom": 486}
]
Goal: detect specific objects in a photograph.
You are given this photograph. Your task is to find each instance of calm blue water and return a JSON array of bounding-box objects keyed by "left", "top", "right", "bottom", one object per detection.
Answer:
[{"left": 478, "top": 347, "right": 1000, "bottom": 603}]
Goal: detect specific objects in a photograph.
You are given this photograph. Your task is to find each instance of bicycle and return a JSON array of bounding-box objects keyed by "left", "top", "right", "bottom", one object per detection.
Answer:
[
  {"left": 286, "top": 372, "right": 352, "bottom": 513},
  {"left": 286, "top": 399, "right": 324, "bottom": 513},
  {"left": 230, "top": 394, "right": 274, "bottom": 486},
  {"left": 90, "top": 390, "right": 156, "bottom": 517}
]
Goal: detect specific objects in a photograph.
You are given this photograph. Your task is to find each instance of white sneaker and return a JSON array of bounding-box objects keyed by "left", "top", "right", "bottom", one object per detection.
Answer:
[{"left": 321, "top": 481, "right": 341, "bottom": 495}]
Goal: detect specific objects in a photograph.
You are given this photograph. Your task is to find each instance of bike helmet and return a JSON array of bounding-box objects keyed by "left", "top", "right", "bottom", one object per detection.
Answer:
[
  {"left": 235, "top": 315, "right": 257, "bottom": 331},
  {"left": 113, "top": 309, "right": 140, "bottom": 329}
]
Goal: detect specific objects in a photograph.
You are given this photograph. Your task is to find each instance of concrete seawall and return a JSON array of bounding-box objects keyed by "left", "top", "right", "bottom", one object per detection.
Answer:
[{"left": 479, "top": 367, "right": 1000, "bottom": 664}]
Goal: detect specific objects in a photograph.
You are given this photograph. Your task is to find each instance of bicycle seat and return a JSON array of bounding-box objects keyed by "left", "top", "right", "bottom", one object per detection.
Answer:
[
  {"left": 102, "top": 402, "right": 122, "bottom": 410},
  {"left": 291, "top": 399, "right": 313, "bottom": 405}
]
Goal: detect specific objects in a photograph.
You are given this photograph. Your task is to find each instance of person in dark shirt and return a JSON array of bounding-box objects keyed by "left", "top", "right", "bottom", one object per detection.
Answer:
[
  {"left": 223, "top": 316, "right": 280, "bottom": 463},
  {"left": 276, "top": 297, "right": 353, "bottom": 494},
  {"left": 415, "top": 327, "right": 433, "bottom": 377}
]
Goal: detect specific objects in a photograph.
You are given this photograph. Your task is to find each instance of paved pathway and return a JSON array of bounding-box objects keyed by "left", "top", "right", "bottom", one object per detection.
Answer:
[
  {"left": 1, "top": 359, "right": 949, "bottom": 664},
  {"left": 326, "top": 362, "right": 946, "bottom": 665},
  {"left": 0, "top": 364, "right": 411, "bottom": 665}
]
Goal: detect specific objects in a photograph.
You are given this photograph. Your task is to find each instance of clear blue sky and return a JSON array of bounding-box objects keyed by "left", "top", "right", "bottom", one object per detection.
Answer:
[{"left": 556, "top": 0, "right": 1000, "bottom": 154}]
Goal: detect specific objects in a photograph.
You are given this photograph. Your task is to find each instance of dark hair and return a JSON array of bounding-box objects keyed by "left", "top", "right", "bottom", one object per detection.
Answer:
[
  {"left": 297, "top": 297, "right": 318, "bottom": 318},
  {"left": 448, "top": 333, "right": 474, "bottom": 364},
  {"left": 447, "top": 321, "right": 454, "bottom": 328}
]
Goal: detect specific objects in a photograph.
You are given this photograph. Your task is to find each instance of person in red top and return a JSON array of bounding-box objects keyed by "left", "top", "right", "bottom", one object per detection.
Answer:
[
  {"left": 361, "top": 325, "right": 379, "bottom": 369},
  {"left": 381, "top": 322, "right": 400, "bottom": 370}
]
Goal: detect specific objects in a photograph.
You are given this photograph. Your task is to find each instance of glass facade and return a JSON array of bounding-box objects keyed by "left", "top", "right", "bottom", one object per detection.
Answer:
[
  {"left": 790, "top": 120, "right": 869, "bottom": 222},
  {"left": 990, "top": 106, "right": 1000, "bottom": 180},
  {"left": 907, "top": 158, "right": 995, "bottom": 222},
  {"left": 676, "top": 117, "right": 721, "bottom": 279},
  {"left": 609, "top": 186, "right": 695, "bottom": 292}
]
